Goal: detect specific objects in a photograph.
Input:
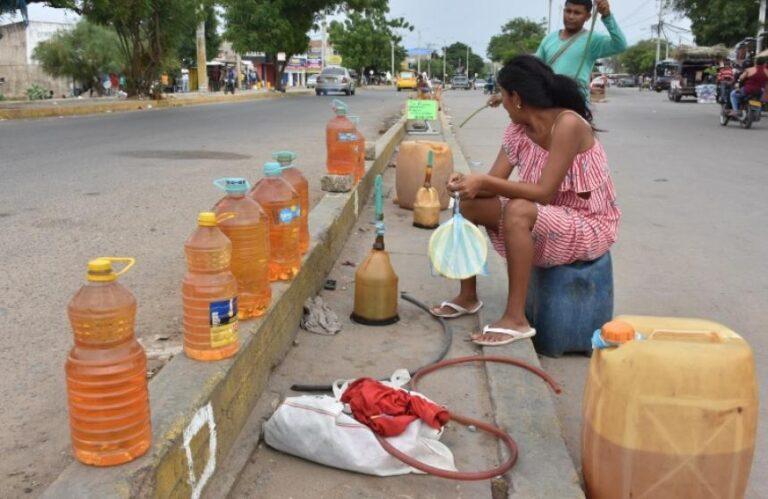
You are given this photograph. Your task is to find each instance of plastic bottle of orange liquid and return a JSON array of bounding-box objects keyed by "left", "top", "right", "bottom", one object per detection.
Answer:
[
  {"left": 273, "top": 151, "right": 309, "bottom": 255},
  {"left": 66, "top": 257, "right": 152, "bottom": 466},
  {"left": 213, "top": 178, "right": 271, "bottom": 319},
  {"left": 182, "top": 212, "right": 239, "bottom": 361},
  {"left": 348, "top": 116, "right": 366, "bottom": 183},
  {"left": 249, "top": 162, "right": 302, "bottom": 281},
  {"left": 326, "top": 99, "right": 358, "bottom": 177}
]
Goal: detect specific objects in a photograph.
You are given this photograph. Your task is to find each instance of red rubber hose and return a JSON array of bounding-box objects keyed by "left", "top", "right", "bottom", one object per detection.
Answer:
[{"left": 375, "top": 355, "right": 561, "bottom": 481}]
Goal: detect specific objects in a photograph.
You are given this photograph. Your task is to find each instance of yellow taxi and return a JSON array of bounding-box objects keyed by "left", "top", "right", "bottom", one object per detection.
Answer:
[{"left": 396, "top": 71, "right": 417, "bottom": 91}]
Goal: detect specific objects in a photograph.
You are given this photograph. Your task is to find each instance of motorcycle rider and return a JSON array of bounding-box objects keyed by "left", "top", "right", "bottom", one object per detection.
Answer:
[
  {"left": 716, "top": 60, "right": 735, "bottom": 104},
  {"left": 729, "top": 57, "right": 767, "bottom": 117}
]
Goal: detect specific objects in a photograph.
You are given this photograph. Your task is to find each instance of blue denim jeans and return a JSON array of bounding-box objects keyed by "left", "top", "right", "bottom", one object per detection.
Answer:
[{"left": 731, "top": 89, "right": 745, "bottom": 112}]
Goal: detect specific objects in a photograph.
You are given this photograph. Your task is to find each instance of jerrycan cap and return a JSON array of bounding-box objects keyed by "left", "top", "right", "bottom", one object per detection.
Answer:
[
  {"left": 87, "top": 257, "right": 135, "bottom": 282},
  {"left": 263, "top": 161, "right": 284, "bottom": 177},
  {"left": 213, "top": 177, "right": 250, "bottom": 195},
  {"left": 601, "top": 320, "right": 636, "bottom": 344},
  {"left": 272, "top": 151, "right": 297, "bottom": 166},
  {"left": 198, "top": 211, "right": 218, "bottom": 227},
  {"left": 332, "top": 99, "right": 348, "bottom": 115}
]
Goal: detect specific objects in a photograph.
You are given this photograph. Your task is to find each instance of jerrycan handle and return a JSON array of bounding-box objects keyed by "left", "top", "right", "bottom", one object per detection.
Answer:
[
  {"left": 105, "top": 257, "right": 136, "bottom": 277},
  {"left": 374, "top": 175, "right": 383, "bottom": 222},
  {"left": 648, "top": 329, "right": 725, "bottom": 343}
]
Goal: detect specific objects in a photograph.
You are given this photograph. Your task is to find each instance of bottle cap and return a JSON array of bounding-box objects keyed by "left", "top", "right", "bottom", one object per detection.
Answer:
[
  {"left": 601, "top": 320, "right": 635, "bottom": 344},
  {"left": 213, "top": 177, "right": 250, "bottom": 195},
  {"left": 263, "top": 161, "right": 284, "bottom": 177},
  {"left": 86, "top": 257, "right": 135, "bottom": 282},
  {"left": 332, "top": 99, "right": 348, "bottom": 115},
  {"left": 272, "top": 151, "right": 297, "bottom": 166},
  {"left": 198, "top": 212, "right": 217, "bottom": 227}
]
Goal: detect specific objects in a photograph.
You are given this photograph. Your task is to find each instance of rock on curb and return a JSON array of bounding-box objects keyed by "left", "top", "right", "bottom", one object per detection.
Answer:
[{"left": 42, "top": 115, "right": 406, "bottom": 499}]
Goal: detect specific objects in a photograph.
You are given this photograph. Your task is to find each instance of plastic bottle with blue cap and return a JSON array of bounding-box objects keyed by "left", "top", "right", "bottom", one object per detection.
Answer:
[
  {"left": 213, "top": 177, "right": 271, "bottom": 319},
  {"left": 273, "top": 151, "right": 309, "bottom": 254},
  {"left": 182, "top": 212, "right": 240, "bottom": 361},
  {"left": 249, "top": 162, "right": 302, "bottom": 281},
  {"left": 326, "top": 99, "right": 358, "bottom": 178}
]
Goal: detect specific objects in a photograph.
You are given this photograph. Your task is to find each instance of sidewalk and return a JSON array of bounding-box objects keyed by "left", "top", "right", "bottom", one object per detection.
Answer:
[
  {"left": 227, "top": 115, "right": 582, "bottom": 498},
  {"left": 0, "top": 87, "right": 310, "bottom": 120}
]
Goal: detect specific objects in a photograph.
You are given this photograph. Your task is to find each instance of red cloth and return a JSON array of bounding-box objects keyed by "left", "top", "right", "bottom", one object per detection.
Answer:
[{"left": 340, "top": 378, "right": 450, "bottom": 437}]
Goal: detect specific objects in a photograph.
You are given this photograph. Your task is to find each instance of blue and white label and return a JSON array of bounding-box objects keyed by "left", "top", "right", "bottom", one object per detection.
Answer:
[
  {"left": 338, "top": 132, "right": 358, "bottom": 142},
  {"left": 278, "top": 207, "right": 294, "bottom": 224}
]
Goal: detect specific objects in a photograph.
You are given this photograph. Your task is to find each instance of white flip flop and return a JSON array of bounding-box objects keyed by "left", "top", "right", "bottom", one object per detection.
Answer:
[
  {"left": 430, "top": 300, "right": 484, "bottom": 319},
  {"left": 472, "top": 325, "right": 536, "bottom": 347}
]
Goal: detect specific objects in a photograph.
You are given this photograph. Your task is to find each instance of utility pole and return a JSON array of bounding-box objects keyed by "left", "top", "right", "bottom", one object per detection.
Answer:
[
  {"left": 548, "top": 0, "right": 553, "bottom": 33},
  {"left": 417, "top": 31, "right": 422, "bottom": 74},
  {"left": 655, "top": 0, "right": 663, "bottom": 69},
  {"left": 758, "top": 0, "right": 767, "bottom": 52},
  {"left": 466, "top": 45, "right": 469, "bottom": 77},
  {"left": 321, "top": 20, "right": 327, "bottom": 70},
  {"left": 390, "top": 40, "right": 395, "bottom": 84},
  {"left": 195, "top": 12, "right": 208, "bottom": 92},
  {"left": 443, "top": 46, "right": 446, "bottom": 83}
]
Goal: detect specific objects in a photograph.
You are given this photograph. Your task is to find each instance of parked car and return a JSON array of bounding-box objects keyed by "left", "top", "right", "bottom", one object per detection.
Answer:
[
  {"left": 396, "top": 70, "right": 417, "bottom": 91},
  {"left": 316, "top": 66, "right": 356, "bottom": 96},
  {"left": 473, "top": 78, "right": 487, "bottom": 90},
  {"left": 451, "top": 75, "right": 471, "bottom": 90},
  {"left": 616, "top": 77, "right": 637, "bottom": 87},
  {"left": 306, "top": 74, "right": 318, "bottom": 88}
]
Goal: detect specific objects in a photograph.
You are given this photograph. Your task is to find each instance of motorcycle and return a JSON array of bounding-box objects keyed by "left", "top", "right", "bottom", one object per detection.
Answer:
[{"left": 719, "top": 83, "right": 763, "bottom": 129}]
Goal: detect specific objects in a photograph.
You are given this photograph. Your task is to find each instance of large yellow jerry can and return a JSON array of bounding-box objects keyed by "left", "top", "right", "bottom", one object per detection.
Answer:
[{"left": 582, "top": 316, "right": 758, "bottom": 499}]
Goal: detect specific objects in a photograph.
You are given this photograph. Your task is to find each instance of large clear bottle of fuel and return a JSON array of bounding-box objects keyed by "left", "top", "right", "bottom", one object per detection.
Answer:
[
  {"left": 249, "top": 162, "right": 302, "bottom": 281},
  {"left": 183, "top": 212, "right": 239, "bottom": 361},
  {"left": 348, "top": 115, "right": 366, "bottom": 183},
  {"left": 273, "top": 151, "right": 309, "bottom": 255},
  {"left": 213, "top": 178, "right": 271, "bottom": 319},
  {"left": 326, "top": 99, "right": 358, "bottom": 177},
  {"left": 66, "top": 257, "right": 152, "bottom": 466}
]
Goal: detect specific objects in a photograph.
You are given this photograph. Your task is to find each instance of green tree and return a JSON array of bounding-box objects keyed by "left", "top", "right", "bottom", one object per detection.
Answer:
[
  {"left": 222, "top": 0, "right": 388, "bottom": 91},
  {"left": 444, "top": 42, "right": 484, "bottom": 78},
  {"left": 328, "top": 10, "right": 411, "bottom": 81},
  {"left": 179, "top": 2, "right": 221, "bottom": 68},
  {"left": 33, "top": 19, "right": 124, "bottom": 95},
  {"left": 669, "top": 0, "right": 760, "bottom": 47},
  {"left": 619, "top": 39, "right": 669, "bottom": 75},
  {"left": 487, "top": 18, "right": 546, "bottom": 63}
]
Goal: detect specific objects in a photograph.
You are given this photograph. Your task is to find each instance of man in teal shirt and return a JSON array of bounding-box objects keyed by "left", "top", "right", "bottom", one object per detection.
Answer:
[{"left": 489, "top": 0, "right": 626, "bottom": 106}]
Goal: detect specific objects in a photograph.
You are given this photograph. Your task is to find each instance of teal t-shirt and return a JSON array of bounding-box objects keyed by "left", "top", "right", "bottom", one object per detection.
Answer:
[{"left": 535, "top": 15, "right": 627, "bottom": 89}]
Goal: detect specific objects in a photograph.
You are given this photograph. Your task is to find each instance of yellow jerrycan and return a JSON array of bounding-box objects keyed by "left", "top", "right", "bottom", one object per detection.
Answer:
[
  {"left": 582, "top": 316, "right": 758, "bottom": 499},
  {"left": 413, "top": 150, "right": 441, "bottom": 229},
  {"left": 395, "top": 141, "right": 453, "bottom": 210},
  {"left": 351, "top": 175, "right": 399, "bottom": 326}
]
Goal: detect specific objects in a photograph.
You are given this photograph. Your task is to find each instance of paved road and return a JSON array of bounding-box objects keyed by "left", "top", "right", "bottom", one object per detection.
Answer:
[
  {"left": 447, "top": 87, "right": 767, "bottom": 497},
  {"left": 0, "top": 89, "right": 404, "bottom": 496}
]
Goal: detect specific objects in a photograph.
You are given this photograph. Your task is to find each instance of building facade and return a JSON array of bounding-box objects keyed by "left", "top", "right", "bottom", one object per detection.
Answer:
[{"left": 0, "top": 21, "right": 74, "bottom": 98}]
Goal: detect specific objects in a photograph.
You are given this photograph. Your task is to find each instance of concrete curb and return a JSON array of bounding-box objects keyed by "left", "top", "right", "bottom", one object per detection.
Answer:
[
  {"left": 0, "top": 90, "right": 311, "bottom": 121},
  {"left": 440, "top": 109, "right": 585, "bottom": 498},
  {"left": 43, "top": 115, "right": 407, "bottom": 499}
]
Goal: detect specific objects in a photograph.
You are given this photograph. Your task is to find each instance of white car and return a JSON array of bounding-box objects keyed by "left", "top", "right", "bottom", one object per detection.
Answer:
[
  {"left": 473, "top": 79, "right": 487, "bottom": 90},
  {"left": 307, "top": 74, "right": 318, "bottom": 88}
]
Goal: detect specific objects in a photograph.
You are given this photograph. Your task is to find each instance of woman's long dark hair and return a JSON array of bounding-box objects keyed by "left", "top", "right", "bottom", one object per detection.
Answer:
[{"left": 497, "top": 55, "right": 594, "bottom": 125}]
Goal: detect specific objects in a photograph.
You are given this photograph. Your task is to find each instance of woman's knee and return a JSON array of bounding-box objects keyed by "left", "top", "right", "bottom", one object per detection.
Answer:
[{"left": 503, "top": 199, "right": 537, "bottom": 231}]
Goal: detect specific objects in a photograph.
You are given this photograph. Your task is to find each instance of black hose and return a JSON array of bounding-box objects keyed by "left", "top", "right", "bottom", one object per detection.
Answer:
[{"left": 289, "top": 292, "right": 454, "bottom": 392}]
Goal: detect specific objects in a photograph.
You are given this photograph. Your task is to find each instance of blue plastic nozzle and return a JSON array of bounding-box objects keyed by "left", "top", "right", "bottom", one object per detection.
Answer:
[
  {"left": 213, "top": 177, "right": 251, "bottom": 195},
  {"left": 375, "top": 221, "right": 385, "bottom": 236},
  {"left": 427, "top": 150, "right": 434, "bottom": 167},
  {"left": 263, "top": 161, "right": 285, "bottom": 177},
  {"left": 272, "top": 151, "right": 297, "bottom": 167},
  {"left": 374, "top": 175, "right": 383, "bottom": 222}
]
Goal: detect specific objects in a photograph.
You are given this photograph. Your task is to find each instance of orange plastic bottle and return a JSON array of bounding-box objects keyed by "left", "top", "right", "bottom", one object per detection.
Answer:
[
  {"left": 348, "top": 116, "right": 366, "bottom": 183},
  {"left": 326, "top": 99, "right": 358, "bottom": 177},
  {"left": 249, "top": 162, "right": 302, "bottom": 281},
  {"left": 273, "top": 151, "right": 309, "bottom": 255},
  {"left": 213, "top": 178, "right": 271, "bottom": 319},
  {"left": 182, "top": 212, "right": 239, "bottom": 361},
  {"left": 66, "top": 257, "right": 152, "bottom": 466}
]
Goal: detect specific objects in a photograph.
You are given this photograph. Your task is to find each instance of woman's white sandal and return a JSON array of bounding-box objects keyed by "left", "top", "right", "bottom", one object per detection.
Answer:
[
  {"left": 472, "top": 325, "right": 536, "bottom": 346},
  {"left": 430, "top": 301, "right": 484, "bottom": 319}
]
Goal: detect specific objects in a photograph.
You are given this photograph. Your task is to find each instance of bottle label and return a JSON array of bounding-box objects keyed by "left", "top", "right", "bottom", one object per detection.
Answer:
[
  {"left": 276, "top": 207, "right": 295, "bottom": 224},
  {"left": 338, "top": 132, "right": 358, "bottom": 142},
  {"left": 210, "top": 297, "right": 238, "bottom": 348}
]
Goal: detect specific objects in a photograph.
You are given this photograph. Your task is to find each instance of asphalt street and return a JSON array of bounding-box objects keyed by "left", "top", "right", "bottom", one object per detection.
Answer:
[
  {"left": 0, "top": 89, "right": 404, "bottom": 496},
  {"left": 447, "top": 87, "right": 767, "bottom": 498}
]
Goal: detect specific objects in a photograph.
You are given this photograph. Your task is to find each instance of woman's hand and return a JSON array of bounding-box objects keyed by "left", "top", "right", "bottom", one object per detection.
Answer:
[{"left": 447, "top": 173, "right": 484, "bottom": 200}]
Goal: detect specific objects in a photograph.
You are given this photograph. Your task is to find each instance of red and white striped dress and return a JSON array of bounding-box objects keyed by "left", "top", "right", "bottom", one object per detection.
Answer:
[{"left": 486, "top": 120, "right": 620, "bottom": 268}]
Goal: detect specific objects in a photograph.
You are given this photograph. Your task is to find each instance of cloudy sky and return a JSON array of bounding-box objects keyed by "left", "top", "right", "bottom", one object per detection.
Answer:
[{"left": 13, "top": 1, "right": 692, "bottom": 59}]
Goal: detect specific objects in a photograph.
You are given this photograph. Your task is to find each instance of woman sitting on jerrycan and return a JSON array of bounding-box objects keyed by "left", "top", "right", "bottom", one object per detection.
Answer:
[{"left": 431, "top": 55, "right": 620, "bottom": 346}]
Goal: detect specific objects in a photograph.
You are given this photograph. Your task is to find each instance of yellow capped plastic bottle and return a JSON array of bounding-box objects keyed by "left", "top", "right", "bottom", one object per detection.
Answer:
[
  {"left": 213, "top": 178, "right": 271, "bottom": 320},
  {"left": 273, "top": 151, "right": 310, "bottom": 255},
  {"left": 348, "top": 116, "right": 366, "bottom": 183},
  {"left": 66, "top": 257, "right": 152, "bottom": 466},
  {"left": 183, "top": 212, "right": 239, "bottom": 361},
  {"left": 326, "top": 99, "right": 358, "bottom": 177},
  {"left": 249, "top": 162, "right": 302, "bottom": 281}
]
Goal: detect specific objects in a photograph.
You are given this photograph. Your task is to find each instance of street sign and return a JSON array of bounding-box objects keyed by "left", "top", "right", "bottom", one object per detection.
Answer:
[
  {"left": 327, "top": 55, "right": 342, "bottom": 65},
  {"left": 406, "top": 100, "right": 438, "bottom": 121},
  {"left": 277, "top": 52, "right": 286, "bottom": 62}
]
